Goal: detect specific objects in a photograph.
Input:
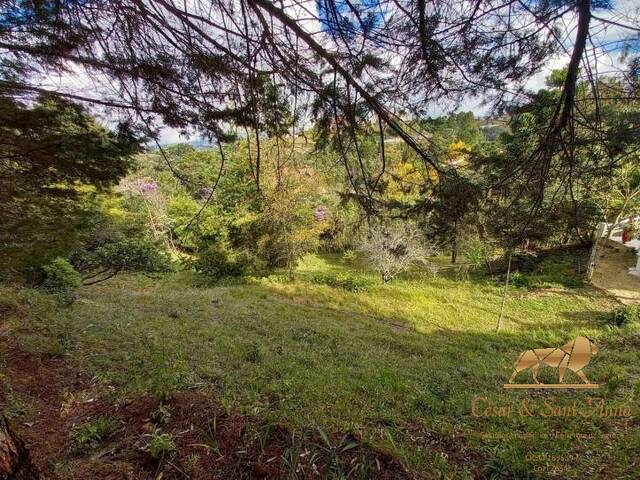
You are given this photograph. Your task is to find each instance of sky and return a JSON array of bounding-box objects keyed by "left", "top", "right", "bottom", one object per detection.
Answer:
[
  {"left": 36, "top": 0, "right": 640, "bottom": 145},
  {"left": 160, "top": 0, "right": 639, "bottom": 144}
]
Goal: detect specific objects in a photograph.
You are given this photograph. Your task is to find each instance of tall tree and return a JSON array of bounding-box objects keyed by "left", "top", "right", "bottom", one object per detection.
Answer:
[
  {"left": 2, "top": 0, "right": 636, "bottom": 213},
  {"left": 0, "top": 94, "right": 142, "bottom": 272}
]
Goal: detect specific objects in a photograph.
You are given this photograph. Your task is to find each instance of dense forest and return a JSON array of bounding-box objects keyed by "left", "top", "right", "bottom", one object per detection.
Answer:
[{"left": 4, "top": 71, "right": 639, "bottom": 295}]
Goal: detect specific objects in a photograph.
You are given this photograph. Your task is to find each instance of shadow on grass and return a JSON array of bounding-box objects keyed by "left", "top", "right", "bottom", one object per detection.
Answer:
[
  {"left": 9, "top": 276, "right": 637, "bottom": 480},
  {"left": 560, "top": 309, "right": 612, "bottom": 326},
  {"left": 260, "top": 275, "right": 617, "bottom": 338}
]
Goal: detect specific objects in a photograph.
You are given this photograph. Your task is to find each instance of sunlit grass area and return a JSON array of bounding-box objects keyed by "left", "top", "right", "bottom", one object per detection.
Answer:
[{"left": 2, "top": 253, "right": 639, "bottom": 478}]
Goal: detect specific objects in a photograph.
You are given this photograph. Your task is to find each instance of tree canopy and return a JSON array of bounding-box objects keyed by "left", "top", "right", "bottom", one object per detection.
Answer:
[
  {"left": 2, "top": 1, "right": 637, "bottom": 200},
  {"left": 0, "top": 94, "right": 142, "bottom": 272}
]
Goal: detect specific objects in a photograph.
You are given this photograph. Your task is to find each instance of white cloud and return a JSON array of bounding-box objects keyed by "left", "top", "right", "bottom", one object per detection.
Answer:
[
  {"left": 158, "top": 127, "right": 193, "bottom": 145},
  {"left": 31, "top": 0, "right": 640, "bottom": 126}
]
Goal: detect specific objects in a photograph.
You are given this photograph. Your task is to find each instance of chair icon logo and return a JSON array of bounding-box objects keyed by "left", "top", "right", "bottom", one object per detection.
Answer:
[{"left": 504, "top": 336, "right": 600, "bottom": 389}]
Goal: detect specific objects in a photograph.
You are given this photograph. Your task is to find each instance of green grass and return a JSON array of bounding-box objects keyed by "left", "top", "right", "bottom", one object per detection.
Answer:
[
  {"left": 2, "top": 253, "right": 639, "bottom": 478},
  {"left": 69, "top": 417, "right": 114, "bottom": 454},
  {"left": 144, "top": 431, "right": 176, "bottom": 459}
]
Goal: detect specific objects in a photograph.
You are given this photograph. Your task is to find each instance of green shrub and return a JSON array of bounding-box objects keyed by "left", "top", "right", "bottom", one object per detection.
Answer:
[
  {"left": 73, "top": 232, "right": 172, "bottom": 277},
  {"left": 194, "top": 243, "right": 257, "bottom": 279},
  {"left": 70, "top": 417, "right": 113, "bottom": 453},
  {"left": 40, "top": 257, "right": 81, "bottom": 304},
  {"left": 604, "top": 366, "right": 626, "bottom": 394},
  {"left": 511, "top": 252, "right": 538, "bottom": 273},
  {"left": 341, "top": 250, "right": 358, "bottom": 264},
  {"left": 309, "top": 272, "right": 373, "bottom": 292},
  {"left": 98, "top": 237, "right": 172, "bottom": 273},
  {"left": 148, "top": 363, "right": 186, "bottom": 402},
  {"left": 462, "top": 239, "right": 495, "bottom": 271},
  {"left": 151, "top": 404, "right": 172, "bottom": 426},
  {"left": 510, "top": 272, "right": 530, "bottom": 288},
  {"left": 498, "top": 271, "right": 530, "bottom": 288},
  {"left": 259, "top": 273, "right": 289, "bottom": 284},
  {"left": 242, "top": 341, "right": 263, "bottom": 364},
  {"left": 146, "top": 431, "right": 176, "bottom": 459},
  {"left": 484, "top": 447, "right": 537, "bottom": 480},
  {"left": 611, "top": 305, "right": 640, "bottom": 327}
]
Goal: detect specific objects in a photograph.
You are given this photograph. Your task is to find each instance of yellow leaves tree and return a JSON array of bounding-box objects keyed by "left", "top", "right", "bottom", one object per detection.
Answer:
[
  {"left": 259, "top": 168, "right": 329, "bottom": 279},
  {"left": 444, "top": 139, "right": 472, "bottom": 166}
]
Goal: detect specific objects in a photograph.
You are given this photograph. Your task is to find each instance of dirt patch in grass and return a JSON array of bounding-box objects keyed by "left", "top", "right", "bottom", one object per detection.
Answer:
[
  {"left": 0, "top": 336, "right": 83, "bottom": 468},
  {"left": 0, "top": 335, "right": 411, "bottom": 479},
  {"left": 400, "top": 424, "right": 485, "bottom": 479}
]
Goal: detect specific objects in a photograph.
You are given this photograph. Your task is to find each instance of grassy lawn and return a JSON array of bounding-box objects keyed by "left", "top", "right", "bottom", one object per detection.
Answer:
[{"left": 2, "top": 253, "right": 639, "bottom": 478}]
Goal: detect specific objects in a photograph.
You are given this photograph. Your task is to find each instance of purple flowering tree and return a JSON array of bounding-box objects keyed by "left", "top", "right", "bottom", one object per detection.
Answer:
[
  {"left": 138, "top": 180, "right": 158, "bottom": 195},
  {"left": 314, "top": 206, "right": 328, "bottom": 222}
]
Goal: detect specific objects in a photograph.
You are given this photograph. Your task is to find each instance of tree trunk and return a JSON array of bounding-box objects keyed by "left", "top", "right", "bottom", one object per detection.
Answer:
[
  {"left": 286, "top": 248, "right": 296, "bottom": 281},
  {"left": 496, "top": 251, "right": 512, "bottom": 332},
  {"left": 0, "top": 415, "right": 39, "bottom": 480},
  {"left": 451, "top": 222, "right": 458, "bottom": 264},
  {"left": 606, "top": 212, "right": 623, "bottom": 240},
  {"left": 586, "top": 223, "right": 607, "bottom": 282},
  {"left": 477, "top": 223, "right": 486, "bottom": 241}
]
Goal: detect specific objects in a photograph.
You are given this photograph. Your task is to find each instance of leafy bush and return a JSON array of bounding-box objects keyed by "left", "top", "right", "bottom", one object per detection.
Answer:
[
  {"left": 242, "top": 341, "right": 264, "bottom": 363},
  {"left": 497, "top": 271, "right": 530, "bottom": 288},
  {"left": 611, "top": 305, "right": 640, "bottom": 327},
  {"left": 509, "top": 272, "right": 530, "bottom": 288},
  {"left": 151, "top": 404, "right": 172, "bottom": 426},
  {"left": 194, "top": 242, "right": 258, "bottom": 279},
  {"left": 70, "top": 417, "right": 114, "bottom": 453},
  {"left": 484, "top": 446, "right": 536, "bottom": 480},
  {"left": 259, "top": 273, "right": 289, "bottom": 284},
  {"left": 257, "top": 172, "right": 332, "bottom": 278},
  {"left": 511, "top": 252, "right": 538, "bottom": 273},
  {"left": 145, "top": 431, "right": 176, "bottom": 459},
  {"left": 462, "top": 239, "right": 495, "bottom": 272},
  {"left": 40, "top": 257, "right": 81, "bottom": 303},
  {"left": 604, "top": 366, "right": 626, "bottom": 394},
  {"left": 315, "top": 200, "right": 360, "bottom": 254},
  {"left": 73, "top": 231, "right": 171, "bottom": 277},
  {"left": 341, "top": 250, "right": 358, "bottom": 264},
  {"left": 147, "top": 359, "right": 188, "bottom": 402},
  {"left": 309, "top": 273, "right": 374, "bottom": 292},
  {"left": 95, "top": 236, "right": 172, "bottom": 273}
]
